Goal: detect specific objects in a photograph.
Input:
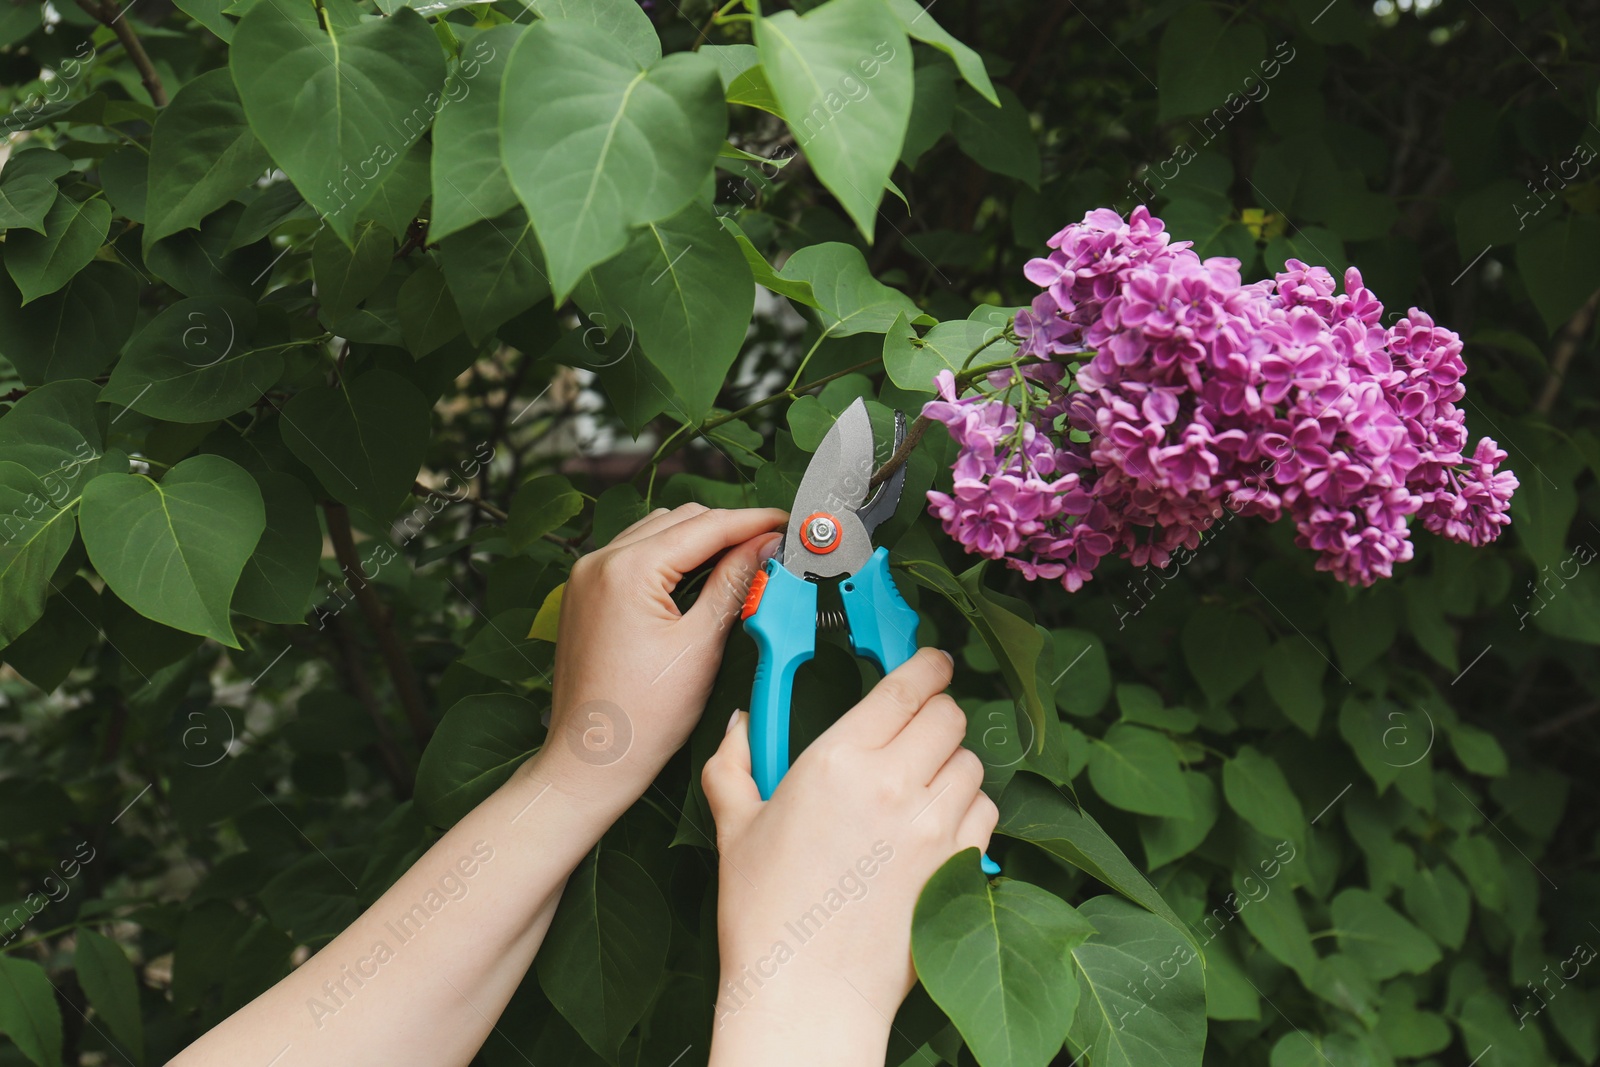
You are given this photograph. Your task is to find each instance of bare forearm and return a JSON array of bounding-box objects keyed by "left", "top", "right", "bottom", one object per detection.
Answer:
[{"left": 170, "top": 748, "right": 629, "bottom": 1067}]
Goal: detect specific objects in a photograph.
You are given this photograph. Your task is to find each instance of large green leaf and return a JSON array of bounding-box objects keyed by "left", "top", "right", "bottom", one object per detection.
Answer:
[
  {"left": 0, "top": 463, "right": 79, "bottom": 648},
  {"left": 1331, "top": 888, "right": 1441, "bottom": 980},
  {"left": 73, "top": 928, "right": 144, "bottom": 1062},
  {"left": 0, "top": 149, "right": 68, "bottom": 234},
  {"left": 458, "top": 608, "right": 548, "bottom": 682},
  {"left": 1516, "top": 214, "right": 1600, "bottom": 334},
  {"left": 777, "top": 242, "right": 925, "bottom": 338},
  {"left": 952, "top": 84, "right": 1039, "bottom": 188},
  {"left": 1234, "top": 873, "right": 1316, "bottom": 981},
  {"left": 884, "top": 0, "right": 996, "bottom": 105},
  {"left": 1260, "top": 637, "right": 1327, "bottom": 736},
  {"left": 1138, "top": 772, "right": 1219, "bottom": 870},
  {"left": 997, "top": 773, "right": 1197, "bottom": 949},
  {"left": 1181, "top": 604, "right": 1268, "bottom": 706},
  {"left": 1088, "top": 724, "right": 1193, "bottom": 819},
  {"left": 229, "top": 0, "right": 446, "bottom": 243},
  {"left": 232, "top": 470, "right": 321, "bottom": 624},
  {"left": 396, "top": 262, "right": 464, "bottom": 358},
  {"left": 885, "top": 317, "right": 1015, "bottom": 392},
  {"left": 1, "top": 576, "right": 99, "bottom": 690},
  {"left": 536, "top": 848, "right": 671, "bottom": 1061},
  {"left": 0, "top": 956, "right": 62, "bottom": 1067},
  {"left": 1222, "top": 745, "right": 1307, "bottom": 850},
  {"left": 1155, "top": 4, "right": 1267, "bottom": 121},
  {"left": 100, "top": 296, "right": 290, "bottom": 422},
  {"left": 756, "top": 0, "right": 913, "bottom": 238},
  {"left": 415, "top": 692, "right": 545, "bottom": 826},
  {"left": 522, "top": 0, "right": 660, "bottom": 66},
  {"left": 79, "top": 455, "right": 265, "bottom": 647},
  {"left": 0, "top": 261, "right": 139, "bottom": 384},
  {"left": 588, "top": 203, "right": 754, "bottom": 422},
  {"left": 312, "top": 220, "right": 393, "bottom": 320},
  {"left": 1402, "top": 863, "right": 1470, "bottom": 951},
  {"left": 500, "top": 20, "right": 724, "bottom": 300},
  {"left": 508, "top": 475, "right": 583, "bottom": 552},
  {"left": 143, "top": 68, "right": 271, "bottom": 252},
  {"left": 278, "top": 369, "right": 433, "bottom": 524},
  {"left": 0, "top": 378, "right": 107, "bottom": 491},
  {"left": 428, "top": 26, "right": 523, "bottom": 242},
  {"left": 1066, "top": 896, "right": 1207, "bottom": 1067},
  {"left": 438, "top": 207, "right": 551, "bottom": 345},
  {"left": 3, "top": 195, "right": 110, "bottom": 304},
  {"left": 912, "top": 849, "right": 1095, "bottom": 1067}
]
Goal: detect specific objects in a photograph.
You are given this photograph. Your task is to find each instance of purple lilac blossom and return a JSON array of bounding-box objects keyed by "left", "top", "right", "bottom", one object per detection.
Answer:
[{"left": 922, "top": 205, "right": 1518, "bottom": 590}]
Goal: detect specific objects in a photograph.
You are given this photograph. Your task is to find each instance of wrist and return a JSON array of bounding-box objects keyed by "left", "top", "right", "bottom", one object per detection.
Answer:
[
  {"left": 516, "top": 742, "right": 653, "bottom": 821},
  {"left": 710, "top": 955, "right": 895, "bottom": 1065}
]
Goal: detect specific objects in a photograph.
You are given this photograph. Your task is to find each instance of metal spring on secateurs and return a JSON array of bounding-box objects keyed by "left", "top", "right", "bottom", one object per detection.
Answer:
[{"left": 816, "top": 608, "right": 847, "bottom": 632}]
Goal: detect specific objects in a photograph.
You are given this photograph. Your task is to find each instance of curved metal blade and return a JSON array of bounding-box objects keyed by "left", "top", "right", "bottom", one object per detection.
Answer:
[
  {"left": 854, "top": 408, "right": 906, "bottom": 539},
  {"left": 781, "top": 398, "right": 875, "bottom": 579}
]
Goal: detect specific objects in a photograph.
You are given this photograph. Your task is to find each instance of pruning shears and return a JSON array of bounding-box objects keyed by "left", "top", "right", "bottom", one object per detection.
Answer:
[{"left": 739, "top": 397, "right": 1001, "bottom": 875}]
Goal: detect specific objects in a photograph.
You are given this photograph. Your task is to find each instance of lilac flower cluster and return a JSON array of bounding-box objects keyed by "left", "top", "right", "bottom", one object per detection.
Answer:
[{"left": 923, "top": 206, "right": 1518, "bottom": 590}]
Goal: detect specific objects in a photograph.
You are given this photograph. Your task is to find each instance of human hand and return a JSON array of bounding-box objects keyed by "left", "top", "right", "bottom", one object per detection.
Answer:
[
  {"left": 539, "top": 503, "right": 786, "bottom": 808},
  {"left": 701, "top": 648, "right": 998, "bottom": 1065}
]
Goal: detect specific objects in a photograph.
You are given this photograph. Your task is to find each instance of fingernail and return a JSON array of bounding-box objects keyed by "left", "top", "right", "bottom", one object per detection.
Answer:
[
  {"left": 756, "top": 533, "right": 781, "bottom": 564},
  {"left": 939, "top": 649, "right": 954, "bottom": 667},
  {"left": 727, "top": 708, "right": 744, "bottom": 733}
]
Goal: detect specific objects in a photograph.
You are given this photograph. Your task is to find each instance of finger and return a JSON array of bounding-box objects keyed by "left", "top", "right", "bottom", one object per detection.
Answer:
[
  {"left": 893, "top": 697, "right": 972, "bottom": 784},
  {"left": 827, "top": 647, "right": 954, "bottom": 749},
  {"left": 610, "top": 503, "right": 705, "bottom": 548},
  {"left": 925, "top": 746, "right": 985, "bottom": 813},
  {"left": 637, "top": 507, "right": 788, "bottom": 580},
  {"left": 702, "top": 710, "right": 762, "bottom": 844},
  {"left": 684, "top": 531, "right": 782, "bottom": 637},
  {"left": 955, "top": 790, "right": 1000, "bottom": 855}
]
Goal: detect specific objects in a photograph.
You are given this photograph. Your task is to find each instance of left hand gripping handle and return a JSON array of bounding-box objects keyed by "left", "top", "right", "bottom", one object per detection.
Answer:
[{"left": 741, "top": 559, "right": 817, "bottom": 801}]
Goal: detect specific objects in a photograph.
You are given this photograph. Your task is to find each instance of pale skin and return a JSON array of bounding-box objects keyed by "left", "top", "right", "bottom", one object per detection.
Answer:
[{"left": 168, "top": 504, "right": 994, "bottom": 1067}]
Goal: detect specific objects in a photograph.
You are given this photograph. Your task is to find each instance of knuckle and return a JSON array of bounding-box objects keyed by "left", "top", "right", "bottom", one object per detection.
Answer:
[
  {"left": 956, "top": 747, "right": 986, "bottom": 784},
  {"left": 874, "top": 775, "right": 904, "bottom": 808},
  {"left": 930, "top": 696, "right": 967, "bottom": 737},
  {"left": 971, "top": 794, "right": 1001, "bottom": 840},
  {"left": 875, "top": 675, "right": 921, "bottom": 713}
]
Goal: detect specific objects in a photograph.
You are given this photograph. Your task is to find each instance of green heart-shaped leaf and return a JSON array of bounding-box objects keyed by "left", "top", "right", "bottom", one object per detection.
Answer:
[
  {"left": 914, "top": 849, "right": 1096, "bottom": 1067},
  {"left": 536, "top": 848, "right": 671, "bottom": 1061},
  {"left": 587, "top": 202, "right": 753, "bottom": 422},
  {"left": 1067, "top": 896, "right": 1207, "bottom": 1067},
  {"left": 101, "top": 296, "right": 290, "bottom": 423},
  {"left": 79, "top": 454, "right": 265, "bottom": 647},
  {"left": 756, "top": 0, "right": 913, "bottom": 238},
  {"left": 278, "top": 368, "right": 432, "bottom": 523},
  {"left": 500, "top": 20, "right": 724, "bottom": 300},
  {"left": 230, "top": 0, "right": 446, "bottom": 243},
  {"left": 143, "top": 68, "right": 271, "bottom": 252},
  {"left": 4, "top": 195, "right": 110, "bottom": 303}
]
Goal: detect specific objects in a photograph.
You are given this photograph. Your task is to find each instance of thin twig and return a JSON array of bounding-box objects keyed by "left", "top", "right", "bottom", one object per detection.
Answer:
[
  {"left": 1535, "top": 287, "right": 1600, "bottom": 415},
  {"left": 324, "top": 502, "right": 433, "bottom": 749},
  {"left": 74, "top": 0, "right": 168, "bottom": 106},
  {"left": 868, "top": 352, "right": 1040, "bottom": 488},
  {"left": 412, "top": 480, "right": 508, "bottom": 522},
  {"left": 321, "top": 614, "right": 415, "bottom": 798}
]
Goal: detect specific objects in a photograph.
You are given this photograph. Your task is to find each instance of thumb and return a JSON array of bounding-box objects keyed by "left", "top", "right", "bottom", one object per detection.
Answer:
[
  {"left": 684, "top": 532, "right": 781, "bottom": 639},
  {"left": 701, "top": 710, "right": 761, "bottom": 845}
]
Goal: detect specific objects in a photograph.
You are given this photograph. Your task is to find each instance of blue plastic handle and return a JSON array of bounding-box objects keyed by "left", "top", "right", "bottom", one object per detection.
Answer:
[
  {"left": 840, "top": 549, "right": 1001, "bottom": 877},
  {"left": 840, "top": 547, "right": 919, "bottom": 675},
  {"left": 742, "top": 559, "right": 817, "bottom": 801}
]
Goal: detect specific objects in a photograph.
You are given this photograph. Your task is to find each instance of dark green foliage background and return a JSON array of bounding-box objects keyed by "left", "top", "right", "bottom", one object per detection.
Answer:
[{"left": 0, "top": 0, "right": 1596, "bottom": 1064}]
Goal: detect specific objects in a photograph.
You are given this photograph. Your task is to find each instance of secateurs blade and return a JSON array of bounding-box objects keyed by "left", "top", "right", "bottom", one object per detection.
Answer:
[{"left": 739, "top": 397, "right": 1000, "bottom": 875}]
